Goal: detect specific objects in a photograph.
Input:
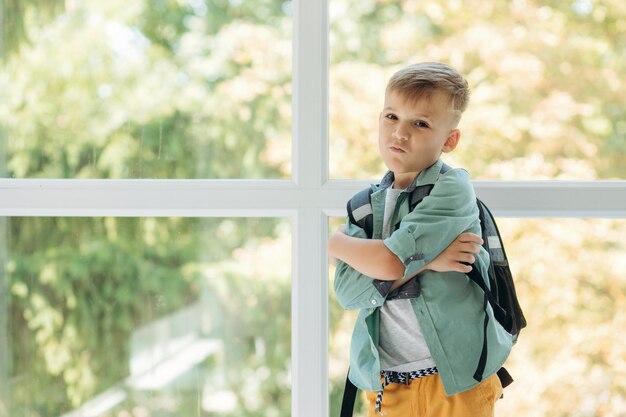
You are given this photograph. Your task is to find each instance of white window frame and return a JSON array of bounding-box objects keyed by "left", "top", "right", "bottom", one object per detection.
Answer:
[{"left": 0, "top": 1, "right": 625, "bottom": 416}]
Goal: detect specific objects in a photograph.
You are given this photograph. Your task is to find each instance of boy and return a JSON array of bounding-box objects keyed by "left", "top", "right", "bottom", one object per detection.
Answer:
[{"left": 328, "top": 62, "right": 513, "bottom": 417}]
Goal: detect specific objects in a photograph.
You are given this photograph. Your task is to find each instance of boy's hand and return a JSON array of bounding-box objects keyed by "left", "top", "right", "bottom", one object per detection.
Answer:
[
  {"left": 427, "top": 233, "right": 483, "bottom": 274},
  {"left": 328, "top": 224, "right": 347, "bottom": 266}
]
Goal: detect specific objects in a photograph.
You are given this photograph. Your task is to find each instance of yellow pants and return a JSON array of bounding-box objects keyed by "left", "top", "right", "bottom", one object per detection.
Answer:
[{"left": 365, "top": 373, "right": 502, "bottom": 417}]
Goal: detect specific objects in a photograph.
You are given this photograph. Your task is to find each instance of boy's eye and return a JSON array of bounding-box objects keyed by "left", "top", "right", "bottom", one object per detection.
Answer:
[
  {"left": 415, "top": 121, "right": 429, "bottom": 128},
  {"left": 385, "top": 114, "right": 397, "bottom": 120}
]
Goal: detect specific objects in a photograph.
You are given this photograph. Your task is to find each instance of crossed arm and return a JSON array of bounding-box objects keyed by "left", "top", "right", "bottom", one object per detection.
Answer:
[{"left": 328, "top": 226, "right": 482, "bottom": 291}]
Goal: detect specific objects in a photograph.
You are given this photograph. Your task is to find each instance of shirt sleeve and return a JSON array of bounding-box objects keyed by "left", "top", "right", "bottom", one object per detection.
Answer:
[
  {"left": 382, "top": 168, "right": 480, "bottom": 280},
  {"left": 333, "top": 218, "right": 391, "bottom": 310}
]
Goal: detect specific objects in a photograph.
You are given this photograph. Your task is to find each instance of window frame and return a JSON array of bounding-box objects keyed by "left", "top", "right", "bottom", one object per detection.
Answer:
[{"left": 1, "top": 1, "right": 625, "bottom": 416}]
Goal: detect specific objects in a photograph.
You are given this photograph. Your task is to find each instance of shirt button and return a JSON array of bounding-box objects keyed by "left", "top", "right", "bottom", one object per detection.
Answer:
[{"left": 371, "top": 299, "right": 377, "bottom": 305}]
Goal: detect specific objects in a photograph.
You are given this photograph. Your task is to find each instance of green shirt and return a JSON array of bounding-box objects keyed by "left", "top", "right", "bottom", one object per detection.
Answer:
[{"left": 333, "top": 159, "right": 513, "bottom": 395}]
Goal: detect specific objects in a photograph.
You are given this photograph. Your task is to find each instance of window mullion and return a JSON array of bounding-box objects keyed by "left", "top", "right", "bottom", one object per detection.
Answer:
[{"left": 292, "top": 0, "right": 329, "bottom": 416}]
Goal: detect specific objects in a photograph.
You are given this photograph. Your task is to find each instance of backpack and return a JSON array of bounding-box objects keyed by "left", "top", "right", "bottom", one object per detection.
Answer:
[{"left": 340, "top": 164, "right": 527, "bottom": 417}]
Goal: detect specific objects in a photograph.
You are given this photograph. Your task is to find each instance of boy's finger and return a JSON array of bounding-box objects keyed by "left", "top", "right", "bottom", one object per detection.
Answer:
[
  {"left": 454, "top": 242, "right": 479, "bottom": 254},
  {"left": 458, "top": 232, "right": 483, "bottom": 244},
  {"left": 461, "top": 243, "right": 481, "bottom": 254},
  {"left": 457, "top": 253, "right": 475, "bottom": 264}
]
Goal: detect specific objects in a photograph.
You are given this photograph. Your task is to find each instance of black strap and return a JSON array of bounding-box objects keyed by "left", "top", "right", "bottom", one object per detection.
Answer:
[
  {"left": 340, "top": 371, "right": 358, "bottom": 417},
  {"left": 408, "top": 184, "right": 434, "bottom": 212},
  {"left": 467, "top": 267, "right": 511, "bottom": 331},
  {"left": 405, "top": 161, "right": 449, "bottom": 212},
  {"left": 346, "top": 200, "right": 357, "bottom": 228},
  {"left": 497, "top": 367, "right": 514, "bottom": 389},
  {"left": 467, "top": 263, "right": 514, "bottom": 382},
  {"left": 473, "top": 289, "right": 490, "bottom": 382}
]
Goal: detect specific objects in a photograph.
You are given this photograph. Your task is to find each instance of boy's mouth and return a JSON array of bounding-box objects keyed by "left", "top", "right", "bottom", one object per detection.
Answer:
[{"left": 389, "top": 146, "right": 406, "bottom": 153}]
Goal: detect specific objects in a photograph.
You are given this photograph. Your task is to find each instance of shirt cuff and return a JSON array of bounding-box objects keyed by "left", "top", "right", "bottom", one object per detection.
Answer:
[{"left": 383, "top": 228, "right": 427, "bottom": 280}]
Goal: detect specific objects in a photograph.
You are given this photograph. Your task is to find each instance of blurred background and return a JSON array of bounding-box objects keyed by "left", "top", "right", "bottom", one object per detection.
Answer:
[{"left": 0, "top": 0, "right": 624, "bottom": 416}]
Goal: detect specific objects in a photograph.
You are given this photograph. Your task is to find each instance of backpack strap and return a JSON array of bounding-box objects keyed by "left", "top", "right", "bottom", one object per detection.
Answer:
[
  {"left": 347, "top": 187, "right": 374, "bottom": 238},
  {"left": 467, "top": 265, "right": 509, "bottom": 330},
  {"left": 346, "top": 187, "right": 393, "bottom": 298},
  {"left": 407, "top": 185, "right": 434, "bottom": 212},
  {"left": 392, "top": 184, "right": 433, "bottom": 232},
  {"left": 474, "top": 199, "right": 512, "bottom": 328},
  {"left": 497, "top": 367, "right": 514, "bottom": 389},
  {"left": 468, "top": 198, "right": 514, "bottom": 382},
  {"left": 393, "top": 162, "right": 452, "bottom": 230},
  {"left": 408, "top": 163, "right": 451, "bottom": 210},
  {"left": 340, "top": 370, "right": 358, "bottom": 417},
  {"left": 477, "top": 199, "right": 527, "bottom": 336}
]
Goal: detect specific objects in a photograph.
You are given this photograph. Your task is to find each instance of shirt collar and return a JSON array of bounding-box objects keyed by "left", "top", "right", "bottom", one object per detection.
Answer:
[{"left": 378, "top": 159, "right": 444, "bottom": 192}]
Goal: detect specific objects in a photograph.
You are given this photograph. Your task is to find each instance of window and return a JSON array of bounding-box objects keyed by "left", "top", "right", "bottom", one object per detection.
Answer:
[
  {"left": 3, "top": 217, "right": 290, "bottom": 417},
  {"left": 1, "top": 1, "right": 625, "bottom": 417}
]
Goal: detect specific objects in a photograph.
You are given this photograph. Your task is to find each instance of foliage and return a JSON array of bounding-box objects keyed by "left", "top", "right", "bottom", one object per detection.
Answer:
[
  {"left": 6, "top": 216, "right": 281, "bottom": 416},
  {"left": 0, "top": 0, "right": 291, "bottom": 179},
  {"left": 329, "top": 0, "right": 626, "bottom": 180},
  {"left": 0, "top": 0, "right": 65, "bottom": 59},
  {"left": 199, "top": 232, "right": 292, "bottom": 417}
]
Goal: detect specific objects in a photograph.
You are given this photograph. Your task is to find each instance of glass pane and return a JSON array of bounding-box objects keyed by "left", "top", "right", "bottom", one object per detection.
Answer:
[
  {"left": 0, "top": 217, "right": 291, "bottom": 417},
  {"left": 329, "top": 0, "right": 626, "bottom": 180},
  {"left": 0, "top": 1, "right": 292, "bottom": 179},
  {"left": 329, "top": 217, "right": 626, "bottom": 417}
]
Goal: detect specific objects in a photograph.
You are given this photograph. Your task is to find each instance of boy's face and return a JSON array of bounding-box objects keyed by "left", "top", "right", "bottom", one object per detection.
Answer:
[{"left": 378, "top": 89, "right": 461, "bottom": 188}]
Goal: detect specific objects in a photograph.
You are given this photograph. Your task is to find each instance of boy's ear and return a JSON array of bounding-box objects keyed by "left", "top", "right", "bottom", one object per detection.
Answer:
[{"left": 442, "top": 129, "right": 460, "bottom": 153}]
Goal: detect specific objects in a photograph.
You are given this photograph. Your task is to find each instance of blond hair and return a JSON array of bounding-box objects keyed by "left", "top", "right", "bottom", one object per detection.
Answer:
[{"left": 386, "top": 62, "right": 470, "bottom": 121}]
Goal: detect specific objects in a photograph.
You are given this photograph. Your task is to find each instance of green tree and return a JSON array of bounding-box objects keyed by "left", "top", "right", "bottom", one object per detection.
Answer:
[{"left": 1, "top": 0, "right": 291, "bottom": 416}]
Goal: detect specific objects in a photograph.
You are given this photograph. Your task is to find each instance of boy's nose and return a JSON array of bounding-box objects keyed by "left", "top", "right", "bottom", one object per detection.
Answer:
[{"left": 392, "top": 126, "right": 409, "bottom": 141}]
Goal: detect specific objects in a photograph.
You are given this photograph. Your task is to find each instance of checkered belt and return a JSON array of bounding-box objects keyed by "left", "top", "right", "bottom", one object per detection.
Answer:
[{"left": 375, "top": 367, "right": 438, "bottom": 415}]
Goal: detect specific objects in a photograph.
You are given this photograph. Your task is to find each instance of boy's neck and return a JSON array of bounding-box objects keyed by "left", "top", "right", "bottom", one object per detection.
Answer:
[
  {"left": 393, "top": 171, "right": 420, "bottom": 189},
  {"left": 391, "top": 159, "right": 442, "bottom": 189}
]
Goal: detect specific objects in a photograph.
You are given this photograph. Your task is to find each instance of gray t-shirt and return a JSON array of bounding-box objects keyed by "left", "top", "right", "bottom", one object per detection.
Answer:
[{"left": 378, "top": 186, "right": 436, "bottom": 372}]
